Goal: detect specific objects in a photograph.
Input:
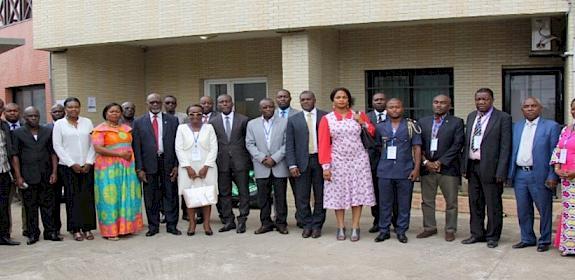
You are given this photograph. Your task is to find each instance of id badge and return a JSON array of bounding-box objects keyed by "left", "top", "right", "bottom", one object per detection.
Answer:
[
  {"left": 473, "top": 136, "right": 481, "bottom": 150},
  {"left": 387, "top": 146, "right": 397, "bottom": 160},
  {"left": 191, "top": 145, "right": 202, "bottom": 161},
  {"left": 430, "top": 139, "right": 438, "bottom": 152},
  {"left": 559, "top": 148, "right": 567, "bottom": 164}
]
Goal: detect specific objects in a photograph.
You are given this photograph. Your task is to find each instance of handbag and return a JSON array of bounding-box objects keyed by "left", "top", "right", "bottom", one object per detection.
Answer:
[
  {"left": 183, "top": 181, "right": 218, "bottom": 208},
  {"left": 360, "top": 127, "right": 375, "bottom": 150}
]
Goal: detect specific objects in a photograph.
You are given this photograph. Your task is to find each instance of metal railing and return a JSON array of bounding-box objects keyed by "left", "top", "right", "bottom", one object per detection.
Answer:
[{"left": 0, "top": 0, "right": 32, "bottom": 27}]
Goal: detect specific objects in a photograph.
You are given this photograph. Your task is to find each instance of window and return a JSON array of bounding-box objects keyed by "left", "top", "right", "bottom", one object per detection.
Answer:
[
  {"left": 13, "top": 84, "right": 46, "bottom": 124},
  {"left": 204, "top": 78, "right": 268, "bottom": 119},
  {"left": 0, "top": 0, "right": 32, "bottom": 27},
  {"left": 365, "top": 68, "right": 454, "bottom": 120},
  {"left": 503, "top": 68, "right": 563, "bottom": 124}
]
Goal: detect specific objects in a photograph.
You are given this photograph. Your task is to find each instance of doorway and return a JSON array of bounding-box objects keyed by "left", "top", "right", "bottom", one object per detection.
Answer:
[{"left": 204, "top": 78, "right": 268, "bottom": 119}]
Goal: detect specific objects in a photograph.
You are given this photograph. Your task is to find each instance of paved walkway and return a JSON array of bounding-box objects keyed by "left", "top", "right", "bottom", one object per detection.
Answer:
[{"left": 0, "top": 202, "right": 570, "bottom": 280}]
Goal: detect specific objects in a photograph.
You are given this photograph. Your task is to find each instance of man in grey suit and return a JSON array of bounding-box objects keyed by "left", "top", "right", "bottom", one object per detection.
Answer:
[
  {"left": 461, "top": 88, "right": 512, "bottom": 249},
  {"left": 286, "top": 91, "right": 327, "bottom": 238},
  {"left": 246, "top": 98, "right": 289, "bottom": 235},
  {"left": 274, "top": 89, "right": 302, "bottom": 227},
  {"left": 209, "top": 94, "right": 252, "bottom": 234}
]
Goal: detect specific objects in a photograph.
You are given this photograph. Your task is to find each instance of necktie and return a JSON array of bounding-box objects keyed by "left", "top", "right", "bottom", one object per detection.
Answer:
[
  {"left": 152, "top": 114, "right": 159, "bottom": 151},
  {"left": 306, "top": 112, "right": 314, "bottom": 153},
  {"left": 377, "top": 113, "right": 383, "bottom": 123},
  {"left": 10, "top": 124, "right": 17, "bottom": 131},
  {"left": 281, "top": 111, "right": 286, "bottom": 118},
  {"left": 224, "top": 116, "right": 231, "bottom": 141},
  {"left": 202, "top": 115, "right": 209, "bottom": 124},
  {"left": 471, "top": 113, "right": 483, "bottom": 152}
]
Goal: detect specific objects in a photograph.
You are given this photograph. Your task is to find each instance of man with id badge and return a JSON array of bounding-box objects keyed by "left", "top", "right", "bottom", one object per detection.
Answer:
[
  {"left": 461, "top": 88, "right": 511, "bottom": 249},
  {"left": 373, "top": 98, "right": 422, "bottom": 244},
  {"left": 246, "top": 98, "right": 289, "bottom": 235},
  {"left": 417, "top": 95, "right": 464, "bottom": 242}
]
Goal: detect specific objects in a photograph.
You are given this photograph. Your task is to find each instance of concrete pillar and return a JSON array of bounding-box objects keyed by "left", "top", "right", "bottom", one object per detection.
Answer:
[
  {"left": 565, "top": 4, "right": 574, "bottom": 123},
  {"left": 281, "top": 29, "right": 339, "bottom": 111}
]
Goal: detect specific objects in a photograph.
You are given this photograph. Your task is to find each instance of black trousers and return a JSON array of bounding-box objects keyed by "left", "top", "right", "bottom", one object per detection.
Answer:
[
  {"left": 371, "top": 169, "right": 398, "bottom": 228},
  {"left": 52, "top": 165, "right": 65, "bottom": 232},
  {"left": 143, "top": 156, "right": 179, "bottom": 231},
  {"left": 468, "top": 160, "right": 503, "bottom": 241},
  {"left": 217, "top": 168, "right": 250, "bottom": 225},
  {"left": 294, "top": 155, "right": 325, "bottom": 230},
  {"left": 22, "top": 179, "right": 56, "bottom": 238},
  {"left": 61, "top": 165, "right": 97, "bottom": 233},
  {"left": 256, "top": 174, "right": 287, "bottom": 227},
  {"left": 0, "top": 172, "right": 11, "bottom": 238}
]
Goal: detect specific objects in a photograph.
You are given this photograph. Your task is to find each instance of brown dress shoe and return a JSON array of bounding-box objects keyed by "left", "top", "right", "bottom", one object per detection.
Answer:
[
  {"left": 445, "top": 231, "right": 455, "bottom": 242},
  {"left": 416, "top": 229, "right": 437, "bottom": 239}
]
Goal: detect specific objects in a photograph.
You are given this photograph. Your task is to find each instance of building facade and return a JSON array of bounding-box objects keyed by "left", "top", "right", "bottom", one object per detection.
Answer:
[{"left": 32, "top": 1, "right": 574, "bottom": 123}]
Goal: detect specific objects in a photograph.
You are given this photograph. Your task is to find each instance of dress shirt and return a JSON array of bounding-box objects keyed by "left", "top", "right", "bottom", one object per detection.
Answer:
[
  {"left": 516, "top": 117, "right": 539, "bottom": 167},
  {"left": 52, "top": 117, "right": 97, "bottom": 166},
  {"left": 279, "top": 108, "right": 291, "bottom": 119},
  {"left": 202, "top": 112, "right": 213, "bottom": 124},
  {"left": 262, "top": 116, "right": 275, "bottom": 150},
  {"left": 468, "top": 107, "right": 494, "bottom": 160},
  {"left": 149, "top": 112, "right": 164, "bottom": 153},
  {"left": 222, "top": 111, "right": 235, "bottom": 129},
  {"left": 8, "top": 121, "right": 20, "bottom": 131}
]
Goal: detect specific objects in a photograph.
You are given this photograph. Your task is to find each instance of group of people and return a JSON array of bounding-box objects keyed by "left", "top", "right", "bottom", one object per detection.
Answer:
[{"left": 0, "top": 86, "right": 572, "bottom": 257}]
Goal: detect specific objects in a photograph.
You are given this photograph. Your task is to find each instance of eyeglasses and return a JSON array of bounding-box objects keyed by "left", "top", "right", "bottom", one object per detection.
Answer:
[{"left": 189, "top": 113, "right": 203, "bottom": 116}]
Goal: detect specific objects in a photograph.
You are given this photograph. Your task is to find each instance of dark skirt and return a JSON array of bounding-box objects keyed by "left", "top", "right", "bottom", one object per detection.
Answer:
[{"left": 62, "top": 165, "right": 97, "bottom": 232}]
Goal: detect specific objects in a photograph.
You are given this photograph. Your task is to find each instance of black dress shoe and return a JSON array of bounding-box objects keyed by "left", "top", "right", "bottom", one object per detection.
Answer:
[
  {"left": 296, "top": 222, "right": 304, "bottom": 229},
  {"left": 27, "top": 237, "right": 39, "bottom": 245},
  {"left": 368, "top": 225, "right": 379, "bottom": 233},
  {"left": 182, "top": 213, "right": 189, "bottom": 221},
  {"left": 397, "top": 234, "right": 408, "bottom": 243},
  {"left": 254, "top": 226, "right": 274, "bottom": 234},
  {"left": 196, "top": 216, "right": 204, "bottom": 225},
  {"left": 461, "top": 236, "right": 486, "bottom": 244},
  {"left": 311, "top": 229, "right": 322, "bottom": 239},
  {"left": 512, "top": 242, "right": 536, "bottom": 249},
  {"left": 487, "top": 240, "right": 499, "bottom": 248},
  {"left": 236, "top": 222, "right": 246, "bottom": 234},
  {"left": 44, "top": 233, "right": 63, "bottom": 241},
  {"left": 145, "top": 230, "right": 159, "bottom": 237},
  {"left": 537, "top": 244, "right": 550, "bottom": 252},
  {"left": 22, "top": 230, "right": 29, "bottom": 238},
  {"left": 374, "top": 232, "right": 390, "bottom": 242},
  {"left": 218, "top": 223, "right": 236, "bottom": 233},
  {"left": 167, "top": 228, "right": 182, "bottom": 236},
  {"left": 302, "top": 229, "right": 312, "bottom": 238},
  {"left": 0, "top": 236, "right": 20, "bottom": 246},
  {"left": 276, "top": 225, "right": 289, "bottom": 234}
]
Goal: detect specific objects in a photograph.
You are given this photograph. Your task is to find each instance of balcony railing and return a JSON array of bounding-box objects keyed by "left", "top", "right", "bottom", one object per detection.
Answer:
[{"left": 0, "top": 0, "right": 32, "bottom": 27}]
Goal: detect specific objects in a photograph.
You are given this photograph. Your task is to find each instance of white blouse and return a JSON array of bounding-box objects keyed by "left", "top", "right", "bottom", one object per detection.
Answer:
[{"left": 52, "top": 116, "right": 96, "bottom": 166}]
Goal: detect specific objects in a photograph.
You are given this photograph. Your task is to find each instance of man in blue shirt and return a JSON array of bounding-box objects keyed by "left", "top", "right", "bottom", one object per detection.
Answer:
[{"left": 374, "top": 98, "right": 422, "bottom": 244}]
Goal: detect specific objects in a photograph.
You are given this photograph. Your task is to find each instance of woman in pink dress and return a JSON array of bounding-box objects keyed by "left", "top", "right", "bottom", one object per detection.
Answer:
[
  {"left": 318, "top": 87, "right": 376, "bottom": 242},
  {"left": 550, "top": 98, "right": 575, "bottom": 256}
]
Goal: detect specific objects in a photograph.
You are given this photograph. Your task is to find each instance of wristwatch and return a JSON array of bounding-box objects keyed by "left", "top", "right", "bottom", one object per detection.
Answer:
[{"left": 423, "top": 160, "right": 429, "bottom": 166}]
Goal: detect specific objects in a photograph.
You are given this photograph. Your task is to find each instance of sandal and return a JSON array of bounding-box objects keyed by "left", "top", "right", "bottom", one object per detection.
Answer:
[
  {"left": 84, "top": 231, "right": 94, "bottom": 240},
  {"left": 106, "top": 236, "right": 120, "bottom": 241},
  {"left": 73, "top": 232, "right": 84, "bottom": 241}
]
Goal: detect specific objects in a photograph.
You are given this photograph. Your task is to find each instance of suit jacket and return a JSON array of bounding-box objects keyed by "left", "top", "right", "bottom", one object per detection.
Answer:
[
  {"left": 132, "top": 112, "right": 179, "bottom": 174},
  {"left": 246, "top": 116, "right": 288, "bottom": 179},
  {"left": 419, "top": 114, "right": 465, "bottom": 177},
  {"left": 209, "top": 112, "right": 251, "bottom": 172},
  {"left": 507, "top": 118, "right": 560, "bottom": 184},
  {"left": 463, "top": 108, "right": 512, "bottom": 183},
  {"left": 12, "top": 125, "right": 55, "bottom": 184},
  {"left": 367, "top": 110, "right": 386, "bottom": 170},
  {"left": 286, "top": 109, "right": 327, "bottom": 172}
]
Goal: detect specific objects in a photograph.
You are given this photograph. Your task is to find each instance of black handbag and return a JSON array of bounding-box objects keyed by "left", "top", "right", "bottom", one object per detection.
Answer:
[{"left": 360, "top": 126, "right": 375, "bottom": 150}]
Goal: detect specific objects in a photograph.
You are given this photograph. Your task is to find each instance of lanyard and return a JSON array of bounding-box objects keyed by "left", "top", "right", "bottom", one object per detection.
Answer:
[
  {"left": 432, "top": 115, "right": 446, "bottom": 139},
  {"left": 187, "top": 124, "right": 202, "bottom": 146}
]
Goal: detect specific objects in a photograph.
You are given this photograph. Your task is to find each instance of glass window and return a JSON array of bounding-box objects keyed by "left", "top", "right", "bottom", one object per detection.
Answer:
[
  {"left": 365, "top": 68, "right": 454, "bottom": 120},
  {"left": 12, "top": 84, "right": 47, "bottom": 124}
]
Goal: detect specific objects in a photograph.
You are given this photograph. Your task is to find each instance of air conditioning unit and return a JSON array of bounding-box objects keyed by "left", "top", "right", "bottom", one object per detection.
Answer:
[{"left": 532, "top": 17, "right": 552, "bottom": 51}]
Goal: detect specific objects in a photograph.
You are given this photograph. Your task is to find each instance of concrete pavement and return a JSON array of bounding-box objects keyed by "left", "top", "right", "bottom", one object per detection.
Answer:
[{"left": 0, "top": 202, "right": 571, "bottom": 280}]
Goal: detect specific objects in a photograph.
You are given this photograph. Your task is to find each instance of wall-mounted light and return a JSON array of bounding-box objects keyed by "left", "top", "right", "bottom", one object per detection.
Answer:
[{"left": 199, "top": 35, "right": 217, "bottom": 40}]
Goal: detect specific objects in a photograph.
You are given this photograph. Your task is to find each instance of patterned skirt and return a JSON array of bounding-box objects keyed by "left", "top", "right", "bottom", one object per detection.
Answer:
[{"left": 554, "top": 179, "right": 575, "bottom": 255}]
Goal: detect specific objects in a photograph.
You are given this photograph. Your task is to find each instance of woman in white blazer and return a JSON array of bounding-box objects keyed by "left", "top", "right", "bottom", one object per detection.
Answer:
[{"left": 175, "top": 104, "right": 218, "bottom": 236}]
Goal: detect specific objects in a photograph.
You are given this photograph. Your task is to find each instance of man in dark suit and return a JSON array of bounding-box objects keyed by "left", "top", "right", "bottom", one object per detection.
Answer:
[
  {"left": 507, "top": 97, "right": 559, "bottom": 252},
  {"left": 44, "top": 103, "right": 66, "bottom": 237},
  {"left": 286, "top": 91, "right": 327, "bottom": 238},
  {"left": 209, "top": 94, "right": 252, "bottom": 233},
  {"left": 366, "top": 92, "right": 400, "bottom": 233},
  {"left": 417, "top": 94, "right": 464, "bottom": 242},
  {"left": 11, "top": 106, "right": 61, "bottom": 245},
  {"left": 132, "top": 93, "right": 181, "bottom": 236},
  {"left": 462, "top": 88, "right": 512, "bottom": 249},
  {"left": 0, "top": 99, "right": 19, "bottom": 246}
]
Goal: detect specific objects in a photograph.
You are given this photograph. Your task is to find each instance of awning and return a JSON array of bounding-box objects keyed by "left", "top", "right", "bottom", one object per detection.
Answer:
[{"left": 0, "top": 37, "right": 25, "bottom": 54}]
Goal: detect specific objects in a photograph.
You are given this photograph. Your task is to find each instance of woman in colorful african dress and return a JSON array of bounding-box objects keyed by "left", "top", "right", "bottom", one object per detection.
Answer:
[
  {"left": 91, "top": 103, "right": 144, "bottom": 241},
  {"left": 318, "top": 87, "right": 376, "bottom": 242},
  {"left": 550, "top": 98, "right": 575, "bottom": 256}
]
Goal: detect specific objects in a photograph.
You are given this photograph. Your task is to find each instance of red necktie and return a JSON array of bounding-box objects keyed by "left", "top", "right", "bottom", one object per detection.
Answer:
[
  {"left": 203, "top": 115, "right": 208, "bottom": 124},
  {"left": 152, "top": 114, "right": 159, "bottom": 151}
]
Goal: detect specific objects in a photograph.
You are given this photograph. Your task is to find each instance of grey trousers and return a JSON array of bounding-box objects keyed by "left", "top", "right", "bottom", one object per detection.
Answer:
[{"left": 420, "top": 173, "right": 459, "bottom": 233}]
